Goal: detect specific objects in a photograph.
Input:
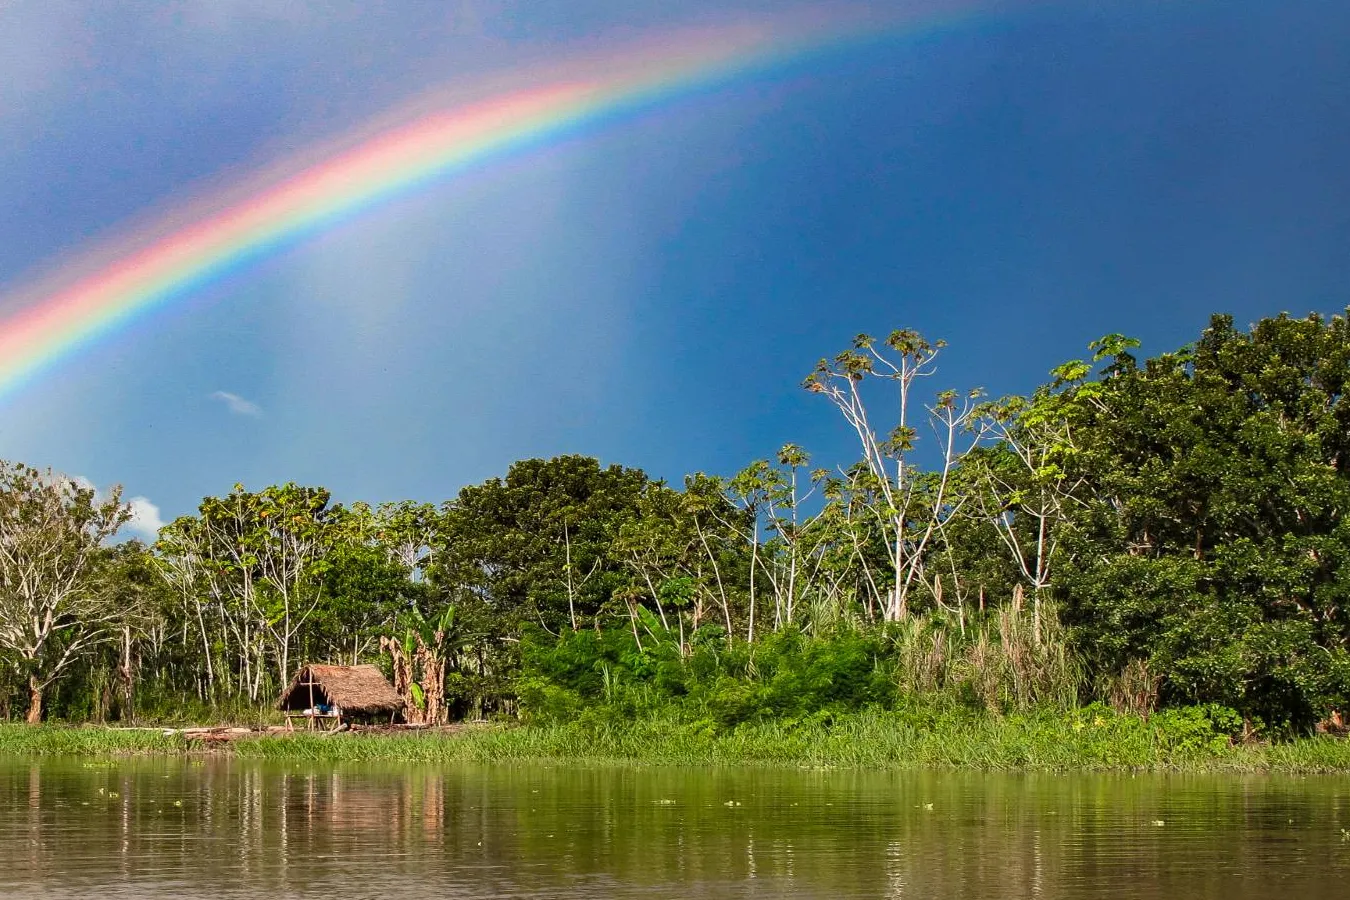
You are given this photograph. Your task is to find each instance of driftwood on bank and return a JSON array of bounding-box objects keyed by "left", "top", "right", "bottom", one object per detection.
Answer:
[
  {"left": 175, "top": 726, "right": 262, "bottom": 743},
  {"left": 147, "top": 721, "right": 486, "bottom": 744}
]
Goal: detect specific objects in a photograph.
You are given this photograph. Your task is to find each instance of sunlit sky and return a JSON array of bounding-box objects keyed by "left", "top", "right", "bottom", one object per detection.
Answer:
[{"left": 1, "top": 0, "right": 1348, "bottom": 538}]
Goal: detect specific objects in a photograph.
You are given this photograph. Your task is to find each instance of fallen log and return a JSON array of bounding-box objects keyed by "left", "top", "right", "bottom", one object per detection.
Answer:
[{"left": 180, "top": 726, "right": 264, "bottom": 743}]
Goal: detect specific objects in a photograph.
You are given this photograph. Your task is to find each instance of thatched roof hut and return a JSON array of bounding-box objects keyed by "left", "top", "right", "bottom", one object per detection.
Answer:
[{"left": 276, "top": 664, "right": 404, "bottom": 724}]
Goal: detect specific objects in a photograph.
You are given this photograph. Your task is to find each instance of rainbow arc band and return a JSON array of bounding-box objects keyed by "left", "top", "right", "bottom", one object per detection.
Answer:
[{"left": 0, "top": 4, "right": 988, "bottom": 401}]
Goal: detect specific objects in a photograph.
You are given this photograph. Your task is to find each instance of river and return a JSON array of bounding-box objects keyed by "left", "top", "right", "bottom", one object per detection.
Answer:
[{"left": 1, "top": 755, "right": 1347, "bottom": 897}]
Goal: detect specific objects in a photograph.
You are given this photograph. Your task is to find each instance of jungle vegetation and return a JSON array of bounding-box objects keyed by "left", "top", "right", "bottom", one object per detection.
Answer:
[{"left": 2, "top": 311, "right": 1349, "bottom": 747}]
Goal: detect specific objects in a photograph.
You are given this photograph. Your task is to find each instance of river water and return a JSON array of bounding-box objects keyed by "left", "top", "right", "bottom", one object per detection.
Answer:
[{"left": 1, "top": 755, "right": 1348, "bottom": 898}]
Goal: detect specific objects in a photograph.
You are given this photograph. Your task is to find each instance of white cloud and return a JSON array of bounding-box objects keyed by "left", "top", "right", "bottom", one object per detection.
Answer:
[
  {"left": 126, "top": 496, "right": 166, "bottom": 541},
  {"left": 211, "top": 390, "right": 263, "bottom": 416}
]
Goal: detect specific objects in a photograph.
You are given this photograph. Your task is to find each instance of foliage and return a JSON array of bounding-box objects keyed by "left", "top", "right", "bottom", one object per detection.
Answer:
[
  {"left": 435, "top": 456, "right": 655, "bottom": 635},
  {"left": 1056, "top": 312, "right": 1350, "bottom": 728},
  {"left": 517, "top": 609, "right": 1079, "bottom": 732},
  {"left": 3, "top": 310, "right": 1350, "bottom": 740},
  {"left": 0, "top": 464, "right": 132, "bottom": 722}
]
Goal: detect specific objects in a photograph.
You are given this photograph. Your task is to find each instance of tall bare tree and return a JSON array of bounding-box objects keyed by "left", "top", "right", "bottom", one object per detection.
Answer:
[{"left": 805, "top": 331, "right": 985, "bottom": 620}]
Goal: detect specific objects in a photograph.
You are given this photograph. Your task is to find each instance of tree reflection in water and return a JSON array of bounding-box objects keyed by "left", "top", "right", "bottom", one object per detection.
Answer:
[{"left": 2, "top": 758, "right": 1347, "bottom": 899}]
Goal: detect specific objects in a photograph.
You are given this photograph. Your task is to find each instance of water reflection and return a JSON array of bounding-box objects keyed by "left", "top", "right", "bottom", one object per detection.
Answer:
[{"left": 1, "top": 756, "right": 1347, "bottom": 898}]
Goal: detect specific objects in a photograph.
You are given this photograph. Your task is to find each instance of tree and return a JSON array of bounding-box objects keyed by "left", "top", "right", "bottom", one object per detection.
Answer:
[
  {"left": 98, "top": 540, "right": 168, "bottom": 722},
  {"left": 613, "top": 481, "right": 701, "bottom": 643},
  {"left": 435, "top": 456, "right": 654, "bottom": 636},
  {"left": 316, "top": 537, "right": 418, "bottom": 665},
  {"left": 724, "top": 448, "right": 833, "bottom": 635},
  {"left": 804, "top": 330, "right": 985, "bottom": 620},
  {"left": 345, "top": 500, "right": 441, "bottom": 582},
  {"left": 0, "top": 463, "right": 131, "bottom": 722},
  {"left": 155, "top": 483, "right": 341, "bottom": 701},
  {"left": 1057, "top": 313, "right": 1350, "bottom": 727},
  {"left": 963, "top": 342, "right": 1128, "bottom": 634},
  {"left": 380, "top": 605, "right": 480, "bottom": 724}
]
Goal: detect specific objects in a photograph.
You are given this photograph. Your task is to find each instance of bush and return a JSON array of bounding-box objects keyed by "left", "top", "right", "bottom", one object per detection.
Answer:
[{"left": 518, "top": 613, "right": 1080, "bottom": 730}]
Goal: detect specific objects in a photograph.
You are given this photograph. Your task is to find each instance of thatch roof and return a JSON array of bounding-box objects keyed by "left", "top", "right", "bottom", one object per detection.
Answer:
[{"left": 276, "top": 664, "right": 404, "bottom": 716}]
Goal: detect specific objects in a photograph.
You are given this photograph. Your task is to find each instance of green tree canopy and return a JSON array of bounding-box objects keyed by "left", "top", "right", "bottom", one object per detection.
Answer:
[{"left": 1058, "top": 312, "right": 1350, "bottom": 727}]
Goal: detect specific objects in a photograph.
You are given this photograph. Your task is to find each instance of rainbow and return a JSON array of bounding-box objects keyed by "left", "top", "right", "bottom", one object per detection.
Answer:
[{"left": 0, "top": 6, "right": 984, "bottom": 401}]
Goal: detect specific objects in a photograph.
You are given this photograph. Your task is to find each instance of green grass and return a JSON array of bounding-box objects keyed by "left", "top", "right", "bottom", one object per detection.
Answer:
[
  {"left": 0, "top": 724, "right": 183, "bottom": 756},
  {"left": 3, "top": 706, "right": 1350, "bottom": 772}
]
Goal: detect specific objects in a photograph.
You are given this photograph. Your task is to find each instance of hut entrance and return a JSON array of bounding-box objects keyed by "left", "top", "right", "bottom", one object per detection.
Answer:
[{"left": 276, "top": 664, "right": 404, "bottom": 730}]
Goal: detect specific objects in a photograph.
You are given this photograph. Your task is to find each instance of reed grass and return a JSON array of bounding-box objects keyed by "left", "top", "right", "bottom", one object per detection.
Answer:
[
  {"left": 0, "top": 724, "right": 183, "bottom": 756},
  {"left": 4, "top": 709, "right": 1349, "bottom": 773}
]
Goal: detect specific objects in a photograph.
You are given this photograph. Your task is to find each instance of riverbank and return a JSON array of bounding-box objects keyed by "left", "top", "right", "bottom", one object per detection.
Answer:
[{"left": 4, "top": 706, "right": 1350, "bottom": 772}]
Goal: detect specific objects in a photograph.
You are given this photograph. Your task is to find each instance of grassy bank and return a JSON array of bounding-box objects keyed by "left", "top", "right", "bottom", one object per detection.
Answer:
[
  {"left": 4, "top": 705, "right": 1350, "bottom": 772},
  {"left": 0, "top": 724, "right": 184, "bottom": 756}
]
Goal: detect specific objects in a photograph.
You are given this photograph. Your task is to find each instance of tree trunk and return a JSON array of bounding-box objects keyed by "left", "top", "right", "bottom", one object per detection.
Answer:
[
  {"left": 26, "top": 675, "right": 42, "bottom": 725},
  {"left": 382, "top": 636, "right": 419, "bottom": 724},
  {"left": 420, "top": 648, "right": 446, "bottom": 726},
  {"left": 119, "top": 626, "right": 135, "bottom": 724},
  {"left": 892, "top": 525, "right": 907, "bottom": 621}
]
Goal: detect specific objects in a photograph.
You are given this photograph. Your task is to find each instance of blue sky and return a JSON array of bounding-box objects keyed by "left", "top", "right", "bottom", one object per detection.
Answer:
[{"left": 1, "top": 0, "right": 1349, "bottom": 538}]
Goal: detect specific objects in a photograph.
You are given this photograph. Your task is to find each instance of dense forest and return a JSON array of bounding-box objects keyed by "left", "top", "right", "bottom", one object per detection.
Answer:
[{"left": 2, "top": 311, "right": 1349, "bottom": 737}]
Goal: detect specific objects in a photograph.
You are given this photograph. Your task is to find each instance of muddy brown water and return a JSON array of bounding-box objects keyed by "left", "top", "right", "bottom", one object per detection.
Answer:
[{"left": 2, "top": 755, "right": 1348, "bottom": 898}]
